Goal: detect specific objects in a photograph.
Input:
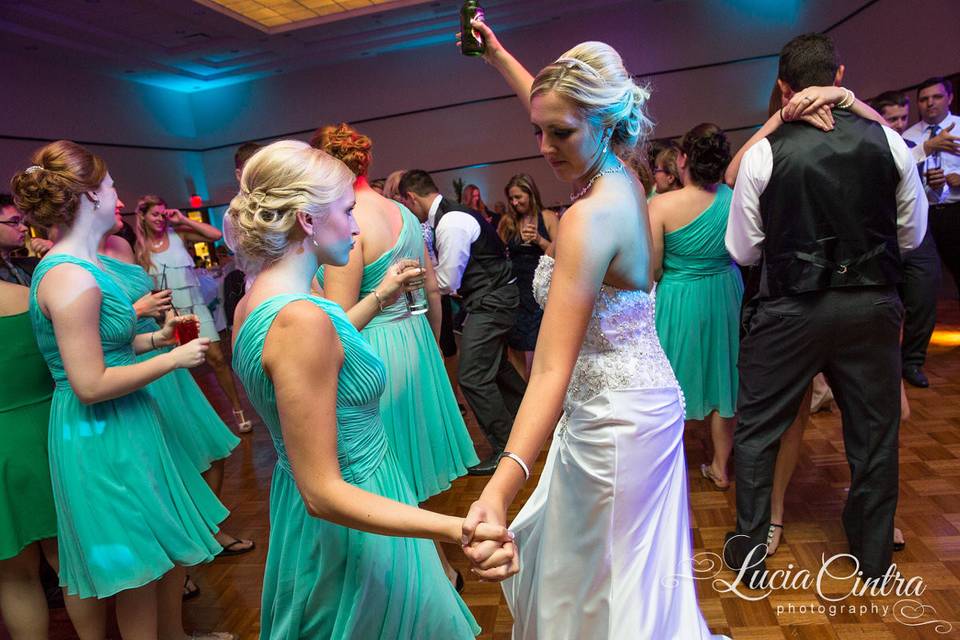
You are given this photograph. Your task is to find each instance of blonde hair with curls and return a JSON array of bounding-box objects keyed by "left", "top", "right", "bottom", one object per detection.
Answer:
[
  {"left": 227, "top": 140, "right": 355, "bottom": 266},
  {"left": 532, "top": 42, "right": 653, "bottom": 161},
  {"left": 310, "top": 123, "right": 372, "bottom": 177},
  {"left": 11, "top": 140, "right": 107, "bottom": 230}
]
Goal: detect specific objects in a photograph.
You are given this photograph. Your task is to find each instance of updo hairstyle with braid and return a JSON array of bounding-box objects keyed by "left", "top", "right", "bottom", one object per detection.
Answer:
[
  {"left": 531, "top": 42, "right": 654, "bottom": 158},
  {"left": 228, "top": 140, "right": 355, "bottom": 266},
  {"left": 309, "top": 123, "right": 372, "bottom": 178},
  {"left": 11, "top": 140, "right": 107, "bottom": 230}
]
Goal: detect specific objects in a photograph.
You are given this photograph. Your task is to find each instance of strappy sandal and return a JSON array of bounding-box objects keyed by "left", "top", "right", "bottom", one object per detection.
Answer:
[
  {"left": 766, "top": 523, "right": 784, "bottom": 557},
  {"left": 183, "top": 575, "right": 200, "bottom": 601},
  {"left": 699, "top": 464, "right": 730, "bottom": 491},
  {"left": 233, "top": 409, "right": 253, "bottom": 433}
]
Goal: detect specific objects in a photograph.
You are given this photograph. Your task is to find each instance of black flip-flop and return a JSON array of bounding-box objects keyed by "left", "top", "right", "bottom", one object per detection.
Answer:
[{"left": 218, "top": 538, "right": 256, "bottom": 557}]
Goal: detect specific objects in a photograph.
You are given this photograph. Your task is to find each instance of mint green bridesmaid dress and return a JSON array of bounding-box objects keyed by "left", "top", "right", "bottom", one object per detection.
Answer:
[
  {"left": 29, "top": 254, "right": 226, "bottom": 598},
  {"left": 232, "top": 293, "right": 478, "bottom": 639},
  {"left": 317, "top": 205, "right": 477, "bottom": 502},
  {"left": 100, "top": 254, "right": 239, "bottom": 472},
  {"left": 654, "top": 184, "right": 744, "bottom": 420}
]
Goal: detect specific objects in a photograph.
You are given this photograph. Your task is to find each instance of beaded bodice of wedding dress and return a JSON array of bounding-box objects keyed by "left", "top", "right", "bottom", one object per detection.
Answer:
[{"left": 532, "top": 255, "right": 680, "bottom": 408}]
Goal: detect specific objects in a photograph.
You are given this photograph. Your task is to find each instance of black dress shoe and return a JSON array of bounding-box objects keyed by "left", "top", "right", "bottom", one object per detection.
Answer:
[
  {"left": 902, "top": 365, "right": 929, "bottom": 388},
  {"left": 467, "top": 454, "right": 501, "bottom": 476},
  {"left": 723, "top": 531, "right": 767, "bottom": 585}
]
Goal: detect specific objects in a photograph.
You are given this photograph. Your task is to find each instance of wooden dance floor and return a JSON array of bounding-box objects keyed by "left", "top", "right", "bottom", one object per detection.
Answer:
[{"left": 10, "top": 301, "right": 960, "bottom": 640}]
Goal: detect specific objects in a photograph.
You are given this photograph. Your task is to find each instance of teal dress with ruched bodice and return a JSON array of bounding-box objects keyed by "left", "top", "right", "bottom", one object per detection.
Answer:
[
  {"left": 654, "top": 185, "right": 744, "bottom": 420},
  {"left": 232, "top": 293, "right": 478, "bottom": 639},
  {"left": 29, "top": 254, "right": 226, "bottom": 599},
  {"left": 317, "top": 205, "right": 477, "bottom": 502},
  {"left": 100, "top": 254, "right": 239, "bottom": 472}
]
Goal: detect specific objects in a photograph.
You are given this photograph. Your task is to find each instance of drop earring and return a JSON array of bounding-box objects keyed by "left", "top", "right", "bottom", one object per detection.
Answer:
[{"left": 93, "top": 199, "right": 101, "bottom": 210}]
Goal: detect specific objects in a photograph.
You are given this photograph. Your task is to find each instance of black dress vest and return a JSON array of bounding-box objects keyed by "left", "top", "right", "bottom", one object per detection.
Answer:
[
  {"left": 758, "top": 111, "right": 902, "bottom": 298},
  {"left": 434, "top": 197, "right": 516, "bottom": 312}
]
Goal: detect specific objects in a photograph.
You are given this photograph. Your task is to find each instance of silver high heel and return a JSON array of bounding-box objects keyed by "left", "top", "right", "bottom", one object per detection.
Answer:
[{"left": 233, "top": 408, "right": 253, "bottom": 433}]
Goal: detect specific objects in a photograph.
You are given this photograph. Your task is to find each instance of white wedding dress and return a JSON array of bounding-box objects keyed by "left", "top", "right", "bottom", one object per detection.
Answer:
[{"left": 502, "top": 255, "right": 726, "bottom": 640}]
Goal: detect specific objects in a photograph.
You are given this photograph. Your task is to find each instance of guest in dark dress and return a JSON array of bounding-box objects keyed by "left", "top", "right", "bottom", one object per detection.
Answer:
[{"left": 498, "top": 174, "right": 559, "bottom": 379}]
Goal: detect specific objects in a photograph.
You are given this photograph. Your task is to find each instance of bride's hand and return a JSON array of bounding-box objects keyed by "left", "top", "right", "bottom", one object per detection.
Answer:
[
  {"left": 457, "top": 19, "right": 505, "bottom": 65},
  {"left": 461, "top": 498, "right": 520, "bottom": 581}
]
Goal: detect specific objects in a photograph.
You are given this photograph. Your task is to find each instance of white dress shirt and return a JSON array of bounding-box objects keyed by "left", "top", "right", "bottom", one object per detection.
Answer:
[
  {"left": 903, "top": 112, "right": 960, "bottom": 204},
  {"left": 427, "top": 194, "right": 480, "bottom": 295},
  {"left": 726, "top": 125, "right": 928, "bottom": 266}
]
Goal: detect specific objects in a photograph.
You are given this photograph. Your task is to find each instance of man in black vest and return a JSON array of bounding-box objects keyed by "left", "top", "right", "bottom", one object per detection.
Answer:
[
  {"left": 398, "top": 170, "right": 526, "bottom": 475},
  {"left": 723, "top": 34, "right": 927, "bottom": 581}
]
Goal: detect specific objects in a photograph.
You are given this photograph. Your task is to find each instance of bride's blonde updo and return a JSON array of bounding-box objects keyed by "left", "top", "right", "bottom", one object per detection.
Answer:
[
  {"left": 532, "top": 42, "right": 653, "bottom": 156},
  {"left": 228, "top": 140, "right": 354, "bottom": 265}
]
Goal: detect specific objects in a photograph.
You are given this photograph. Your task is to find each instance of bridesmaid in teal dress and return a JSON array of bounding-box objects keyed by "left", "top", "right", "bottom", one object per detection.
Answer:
[
  {"left": 649, "top": 123, "right": 743, "bottom": 491},
  {"left": 313, "top": 123, "right": 478, "bottom": 505},
  {"left": 12, "top": 141, "right": 230, "bottom": 639},
  {"left": 98, "top": 207, "right": 252, "bottom": 569},
  {"left": 229, "top": 140, "right": 512, "bottom": 639},
  {"left": 98, "top": 214, "right": 240, "bottom": 475}
]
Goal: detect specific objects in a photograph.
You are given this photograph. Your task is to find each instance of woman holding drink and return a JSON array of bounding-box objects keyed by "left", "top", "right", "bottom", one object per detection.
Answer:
[
  {"left": 312, "top": 123, "right": 478, "bottom": 589},
  {"left": 98, "top": 203, "right": 246, "bottom": 593},
  {"left": 497, "top": 174, "right": 558, "bottom": 379},
  {"left": 12, "top": 140, "right": 230, "bottom": 639},
  {"left": 133, "top": 195, "right": 255, "bottom": 436}
]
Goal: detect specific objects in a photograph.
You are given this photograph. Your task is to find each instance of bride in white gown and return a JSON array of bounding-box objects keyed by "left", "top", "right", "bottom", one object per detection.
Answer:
[{"left": 459, "top": 21, "right": 728, "bottom": 640}]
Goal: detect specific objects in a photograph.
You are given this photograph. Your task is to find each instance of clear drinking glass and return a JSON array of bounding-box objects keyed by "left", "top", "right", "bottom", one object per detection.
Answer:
[
  {"left": 395, "top": 257, "right": 428, "bottom": 316},
  {"left": 172, "top": 305, "right": 199, "bottom": 345}
]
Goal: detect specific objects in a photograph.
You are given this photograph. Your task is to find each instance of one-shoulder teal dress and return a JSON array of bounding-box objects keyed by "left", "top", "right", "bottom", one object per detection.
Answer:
[
  {"left": 654, "top": 185, "right": 744, "bottom": 420},
  {"left": 29, "top": 254, "right": 227, "bottom": 599},
  {"left": 232, "top": 293, "right": 479, "bottom": 639},
  {"left": 317, "top": 205, "right": 477, "bottom": 502},
  {"left": 100, "top": 254, "right": 239, "bottom": 472}
]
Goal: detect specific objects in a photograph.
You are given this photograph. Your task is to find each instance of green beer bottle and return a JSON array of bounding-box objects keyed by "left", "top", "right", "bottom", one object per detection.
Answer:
[{"left": 460, "top": 0, "right": 485, "bottom": 57}]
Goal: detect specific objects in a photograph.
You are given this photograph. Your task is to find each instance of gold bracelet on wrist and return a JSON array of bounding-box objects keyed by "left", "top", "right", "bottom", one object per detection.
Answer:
[
  {"left": 372, "top": 290, "right": 386, "bottom": 312},
  {"left": 150, "top": 331, "right": 158, "bottom": 350}
]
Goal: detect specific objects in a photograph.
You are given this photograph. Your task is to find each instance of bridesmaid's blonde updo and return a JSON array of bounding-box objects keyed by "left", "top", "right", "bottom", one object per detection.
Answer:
[
  {"left": 532, "top": 42, "right": 653, "bottom": 156},
  {"left": 228, "top": 140, "right": 355, "bottom": 265}
]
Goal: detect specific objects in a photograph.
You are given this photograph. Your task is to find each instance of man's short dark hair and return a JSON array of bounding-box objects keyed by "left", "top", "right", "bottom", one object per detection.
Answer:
[
  {"left": 778, "top": 33, "right": 840, "bottom": 91},
  {"left": 917, "top": 76, "right": 953, "bottom": 97},
  {"left": 398, "top": 170, "right": 438, "bottom": 198},
  {"left": 870, "top": 90, "right": 909, "bottom": 113},
  {"left": 234, "top": 142, "right": 263, "bottom": 171},
  {"left": 0, "top": 193, "right": 14, "bottom": 209}
]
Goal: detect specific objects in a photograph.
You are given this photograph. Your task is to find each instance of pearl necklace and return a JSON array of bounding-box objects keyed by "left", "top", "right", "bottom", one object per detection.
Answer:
[{"left": 570, "top": 162, "right": 624, "bottom": 202}]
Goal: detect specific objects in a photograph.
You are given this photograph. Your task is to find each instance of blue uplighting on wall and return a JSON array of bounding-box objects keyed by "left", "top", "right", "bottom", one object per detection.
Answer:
[{"left": 719, "top": 0, "right": 801, "bottom": 24}]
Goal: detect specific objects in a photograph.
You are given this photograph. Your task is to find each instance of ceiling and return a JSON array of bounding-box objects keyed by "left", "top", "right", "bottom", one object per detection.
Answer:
[
  {"left": 196, "top": 0, "right": 432, "bottom": 32},
  {"left": 0, "top": 0, "right": 638, "bottom": 92}
]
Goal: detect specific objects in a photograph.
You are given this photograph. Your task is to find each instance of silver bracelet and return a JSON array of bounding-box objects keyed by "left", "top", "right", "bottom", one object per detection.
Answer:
[{"left": 499, "top": 451, "right": 530, "bottom": 481}]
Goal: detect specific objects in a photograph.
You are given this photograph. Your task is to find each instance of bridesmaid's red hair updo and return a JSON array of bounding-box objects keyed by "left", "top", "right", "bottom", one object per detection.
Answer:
[
  {"left": 310, "top": 123, "right": 373, "bottom": 178},
  {"left": 11, "top": 140, "right": 107, "bottom": 230}
]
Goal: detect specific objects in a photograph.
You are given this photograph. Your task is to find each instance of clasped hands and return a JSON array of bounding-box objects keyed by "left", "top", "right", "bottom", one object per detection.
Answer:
[{"left": 460, "top": 499, "right": 520, "bottom": 582}]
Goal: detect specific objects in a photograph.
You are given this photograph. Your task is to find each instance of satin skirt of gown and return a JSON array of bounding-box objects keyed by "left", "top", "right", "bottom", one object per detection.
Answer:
[{"left": 503, "top": 256, "right": 727, "bottom": 640}]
